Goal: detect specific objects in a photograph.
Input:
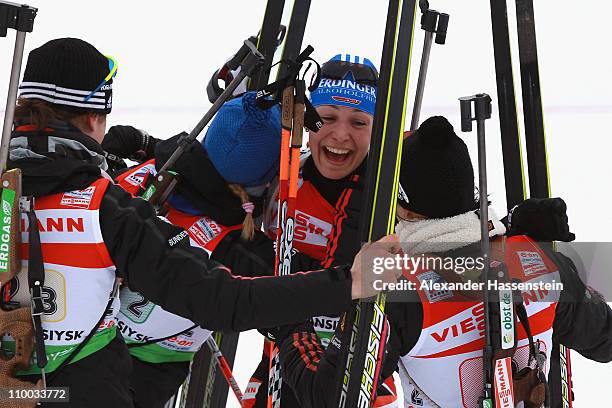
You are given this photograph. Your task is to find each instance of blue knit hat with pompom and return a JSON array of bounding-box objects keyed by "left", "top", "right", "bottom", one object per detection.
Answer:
[{"left": 203, "top": 92, "right": 281, "bottom": 187}]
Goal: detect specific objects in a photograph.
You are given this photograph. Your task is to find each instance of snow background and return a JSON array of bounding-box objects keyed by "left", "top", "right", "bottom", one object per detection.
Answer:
[{"left": 1, "top": 0, "right": 611, "bottom": 406}]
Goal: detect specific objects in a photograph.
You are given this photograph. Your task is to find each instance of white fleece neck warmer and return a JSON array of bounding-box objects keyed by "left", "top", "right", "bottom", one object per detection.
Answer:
[{"left": 396, "top": 207, "right": 506, "bottom": 257}]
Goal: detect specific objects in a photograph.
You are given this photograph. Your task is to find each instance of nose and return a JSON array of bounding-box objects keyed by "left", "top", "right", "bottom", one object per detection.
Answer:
[{"left": 329, "top": 120, "right": 351, "bottom": 143}]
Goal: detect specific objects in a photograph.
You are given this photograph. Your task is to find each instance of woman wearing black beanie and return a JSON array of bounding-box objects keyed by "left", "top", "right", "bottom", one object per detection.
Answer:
[{"left": 267, "top": 115, "right": 612, "bottom": 408}]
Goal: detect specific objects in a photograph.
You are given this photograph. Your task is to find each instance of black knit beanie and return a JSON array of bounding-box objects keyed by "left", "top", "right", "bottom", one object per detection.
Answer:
[
  {"left": 398, "top": 116, "right": 477, "bottom": 218},
  {"left": 18, "top": 38, "right": 114, "bottom": 114}
]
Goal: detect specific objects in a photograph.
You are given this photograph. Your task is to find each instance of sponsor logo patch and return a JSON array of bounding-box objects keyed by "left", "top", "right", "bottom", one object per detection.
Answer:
[
  {"left": 188, "top": 216, "right": 222, "bottom": 247},
  {"left": 125, "top": 163, "right": 156, "bottom": 187},
  {"left": 517, "top": 251, "right": 547, "bottom": 276},
  {"left": 332, "top": 95, "right": 361, "bottom": 105},
  {"left": 60, "top": 186, "right": 96, "bottom": 209},
  {"left": 493, "top": 357, "right": 515, "bottom": 408}
]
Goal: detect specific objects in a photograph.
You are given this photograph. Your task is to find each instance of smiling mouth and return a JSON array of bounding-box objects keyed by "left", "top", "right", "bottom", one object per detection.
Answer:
[{"left": 323, "top": 146, "right": 351, "bottom": 163}]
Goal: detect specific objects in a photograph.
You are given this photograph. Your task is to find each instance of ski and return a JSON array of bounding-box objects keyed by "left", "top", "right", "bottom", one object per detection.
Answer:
[
  {"left": 333, "top": 0, "right": 418, "bottom": 406},
  {"left": 489, "top": 0, "right": 526, "bottom": 211},
  {"left": 515, "top": 0, "right": 549, "bottom": 199},
  {"left": 275, "top": 0, "right": 311, "bottom": 81},
  {"left": 248, "top": 0, "right": 286, "bottom": 91},
  {"left": 514, "top": 1, "right": 572, "bottom": 406}
]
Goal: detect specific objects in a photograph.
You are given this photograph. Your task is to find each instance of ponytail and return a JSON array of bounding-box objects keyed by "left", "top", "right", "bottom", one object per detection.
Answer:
[{"left": 228, "top": 184, "right": 255, "bottom": 241}]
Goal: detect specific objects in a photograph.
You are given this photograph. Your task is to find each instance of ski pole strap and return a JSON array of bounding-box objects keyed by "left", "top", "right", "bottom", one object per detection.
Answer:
[
  {"left": 206, "top": 34, "right": 259, "bottom": 104},
  {"left": 255, "top": 45, "right": 323, "bottom": 132},
  {"left": 127, "top": 324, "right": 199, "bottom": 349},
  {"left": 24, "top": 196, "right": 47, "bottom": 369},
  {"left": 514, "top": 291, "right": 537, "bottom": 363}
]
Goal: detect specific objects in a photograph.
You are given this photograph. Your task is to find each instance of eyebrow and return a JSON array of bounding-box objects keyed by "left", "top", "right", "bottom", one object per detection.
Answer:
[{"left": 324, "top": 105, "right": 368, "bottom": 115}]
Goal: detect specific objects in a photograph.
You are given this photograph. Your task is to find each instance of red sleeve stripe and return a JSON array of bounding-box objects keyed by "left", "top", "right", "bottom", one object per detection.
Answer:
[{"left": 292, "top": 332, "right": 320, "bottom": 372}]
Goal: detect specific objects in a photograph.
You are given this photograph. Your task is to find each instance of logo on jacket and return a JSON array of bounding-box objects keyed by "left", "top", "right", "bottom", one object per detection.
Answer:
[
  {"left": 60, "top": 186, "right": 96, "bottom": 209},
  {"left": 189, "top": 216, "right": 222, "bottom": 248},
  {"left": 517, "top": 251, "right": 547, "bottom": 276},
  {"left": 292, "top": 211, "right": 331, "bottom": 247},
  {"left": 125, "top": 163, "right": 156, "bottom": 187}
]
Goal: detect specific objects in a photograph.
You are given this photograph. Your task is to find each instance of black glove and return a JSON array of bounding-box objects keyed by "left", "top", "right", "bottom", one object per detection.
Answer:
[
  {"left": 102, "top": 125, "right": 158, "bottom": 161},
  {"left": 258, "top": 320, "right": 315, "bottom": 343},
  {"left": 507, "top": 197, "right": 575, "bottom": 242}
]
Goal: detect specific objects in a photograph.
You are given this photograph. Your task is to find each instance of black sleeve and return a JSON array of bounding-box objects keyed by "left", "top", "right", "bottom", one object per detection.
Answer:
[
  {"left": 99, "top": 184, "right": 353, "bottom": 332},
  {"left": 278, "top": 313, "right": 399, "bottom": 408},
  {"left": 550, "top": 250, "right": 612, "bottom": 362},
  {"left": 210, "top": 229, "right": 326, "bottom": 278},
  {"left": 321, "top": 180, "right": 363, "bottom": 268}
]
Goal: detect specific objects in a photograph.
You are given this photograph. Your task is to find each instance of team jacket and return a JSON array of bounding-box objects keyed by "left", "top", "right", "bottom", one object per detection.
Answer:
[
  {"left": 399, "top": 235, "right": 558, "bottom": 407},
  {"left": 114, "top": 160, "right": 239, "bottom": 363},
  {"left": 4, "top": 177, "right": 119, "bottom": 374},
  {"left": 264, "top": 154, "right": 361, "bottom": 345}
]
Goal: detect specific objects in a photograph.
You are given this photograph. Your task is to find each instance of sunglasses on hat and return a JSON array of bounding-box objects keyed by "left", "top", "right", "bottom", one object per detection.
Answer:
[
  {"left": 320, "top": 59, "right": 379, "bottom": 86},
  {"left": 84, "top": 55, "right": 118, "bottom": 102}
]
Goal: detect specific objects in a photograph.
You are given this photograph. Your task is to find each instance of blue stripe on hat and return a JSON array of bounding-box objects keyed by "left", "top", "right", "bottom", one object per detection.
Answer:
[{"left": 330, "top": 54, "right": 377, "bottom": 71}]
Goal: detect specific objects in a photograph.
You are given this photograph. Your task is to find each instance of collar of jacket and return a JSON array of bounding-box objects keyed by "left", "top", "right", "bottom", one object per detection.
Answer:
[
  {"left": 301, "top": 154, "right": 365, "bottom": 206},
  {"left": 8, "top": 121, "right": 106, "bottom": 197}
]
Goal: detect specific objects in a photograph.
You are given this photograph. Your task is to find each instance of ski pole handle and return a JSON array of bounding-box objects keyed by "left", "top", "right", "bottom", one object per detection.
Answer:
[
  {"left": 410, "top": 5, "right": 449, "bottom": 131},
  {"left": 291, "top": 80, "right": 305, "bottom": 148},
  {"left": 459, "top": 93, "right": 492, "bottom": 132}
]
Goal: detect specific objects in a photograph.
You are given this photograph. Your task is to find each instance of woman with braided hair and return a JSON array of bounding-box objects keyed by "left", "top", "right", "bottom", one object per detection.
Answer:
[{"left": 110, "top": 91, "right": 345, "bottom": 407}]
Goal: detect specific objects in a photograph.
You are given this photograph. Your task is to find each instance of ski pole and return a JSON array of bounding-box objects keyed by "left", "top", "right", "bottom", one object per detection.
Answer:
[
  {"left": 409, "top": 0, "right": 448, "bottom": 131},
  {"left": 142, "top": 40, "right": 264, "bottom": 209},
  {"left": 266, "top": 81, "right": 294, "bottom": 408},
  {"left": 205, "top": 337, "right": 244, "bottom": 406},
  {"left": 460, "top": 93, "right": 500, "bottom": 408}
]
